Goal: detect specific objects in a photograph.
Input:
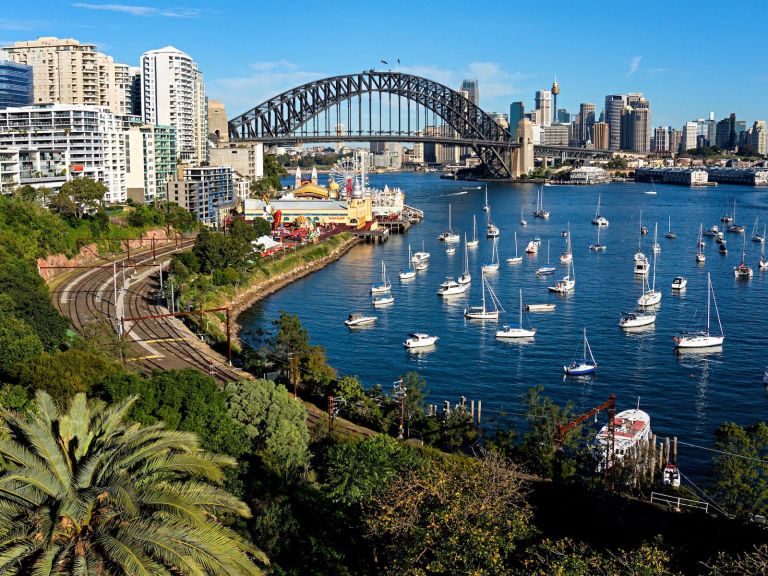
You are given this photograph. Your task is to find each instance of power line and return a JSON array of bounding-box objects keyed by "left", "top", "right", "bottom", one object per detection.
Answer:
[{"left": 677, "top": 440, "right": 768, "bottom": 465}]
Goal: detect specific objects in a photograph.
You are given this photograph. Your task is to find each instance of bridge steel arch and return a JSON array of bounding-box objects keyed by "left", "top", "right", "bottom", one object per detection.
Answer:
[{"left": 228, "top": 71, "right": 517, "bottom": 178}]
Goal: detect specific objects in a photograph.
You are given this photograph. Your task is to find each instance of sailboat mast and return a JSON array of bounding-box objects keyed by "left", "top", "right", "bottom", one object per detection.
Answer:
[
  {"left": 481, "top": 271, "right": 487, "bottom": 310},
  {"left": 706, "top": 273, "right": 711, "bottom": 336},
  {"left": 519, "top": 289, "right": 523, "bottom": 325}
]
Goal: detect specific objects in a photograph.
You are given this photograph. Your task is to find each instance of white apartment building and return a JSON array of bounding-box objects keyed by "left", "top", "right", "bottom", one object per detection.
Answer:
[
  {"left": 2, "top": 37, "right": 134, "bottom": 115},
  {"left": 0, "top": 104, "right": 127, "bottom": 202},
  {"left": 140, "top": 46, "right": 207, "bottom": 164},
  {"left": 0, "top": 147, "right": 69, "bottom": 194},
  {"left": 682, "top": 121, "right": 698, "bottom": 153},
  {"left": 126, "top": 124, "right": 176, "bottom": 203}
]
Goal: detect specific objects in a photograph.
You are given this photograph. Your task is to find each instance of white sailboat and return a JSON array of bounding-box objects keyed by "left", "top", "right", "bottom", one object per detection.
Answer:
[
  {"left": 651, "top": 222, "right": 661, "bottom": 254},
  {"left": 437, "top": 204, "right": 460, "bottom": 243},
  {"left": 486, "top": 206, "right": 500, "bottom": 238},
  {"left": 482, "top": 184, "right": 489, "bottom": 212},
  {"left": 496, "top": 289, "right": 536, "bottom": 339},
  {"left": 560, "top": 224, "right": 573, "bottom": 263},
  {"left": 412, "top": 240, "right": 430, "bottom": 265},
  {"left": 533, "top": 186, "right": 550, "bottom": 218},
  {"left": 590, "top": 222, "right": 606, "bottom": 251},
  {"left": 506, "top": 231, "right": 523, "bottom": 264},
  {"left": 634, "top": 210, "right": 649, "bottom": 275},
  {"left": 549, "top": 258, "right": 575, "bottom": 293},
  {"left": 399, "top": 246, "right": 416, "bottom": 280},
  {"left": 482, "top": 237, "right": 500, "bottom": 272},
  {"left": 637, "top": 251, "right": 661, "bottom": 306},
  {"left": 734, "top": 233, "right": 753, "bottom": 278},
  {"left": 760, "top": 226, "right": 768, "bottom": 270},
  {"left": 696, "top": 224, "right": 706, "bottom": 264},
  {"left": 752, "top": 217, "right": 764, "bottom": 243},
  {"left": 536, "top": 241, "right": 556, "bottom": 276},
  {"left": 520, "top": 205, "right": 528, "bottom": 227},
  {"left": 563, "top": 328, "right": 597, "bottom": 375},
  {"left": 458, "top": 234, "right": 472, "bottom": 285},
  {"left": 619, "top": 308, "right": 656, "bottom": 329},
  {"left": 727, "top": 200, "right": 744, "bottom": 233},
  {"left": 371, "top": 261, "right": 391, "bottom": 294},
  {"left": 591, "top": 193, "right": 609, "bottom": 226},
  {"left": 465, "top": 270, "right": 504, "bottom": 320},
  {"left": 467, "top": 215, "right": 480, "bottom": 248},
  {"left": 665, "top": 215, "right": 677, "bottom": 239},
  {"left": 674, "top": 272, "right": 724, "bottom": 349}
]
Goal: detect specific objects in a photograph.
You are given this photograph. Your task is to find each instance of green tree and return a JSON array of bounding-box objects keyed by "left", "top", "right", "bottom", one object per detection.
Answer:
[
  {"left": 249, "top": 154, "right": 287, "bottom": 196},
  {"left": 0, "top": 312, "right": 44, "bottom": 377},
  {"left": 60, "top": 177, "right": 107, "bottom": 218},
  {"left": 252, "top": 217, "right": 272, "bottom": 237},
  {"left": 163, "top": 201, "right": 198, "bottom": 235},
  {"left": 126, "top": 203, "right": 165, "bottom": 228},
  {"left": 48, "top": 189, "right": 78, "bottom": 219},
  {"left": 225, "top": 378, "right": 310, "bottom": 476},
  {"left": 712, "top": 421, "right": 768, "bottom": 517},
  {"left": 0, "top": 391, "right": 267, "bottom": 574}
]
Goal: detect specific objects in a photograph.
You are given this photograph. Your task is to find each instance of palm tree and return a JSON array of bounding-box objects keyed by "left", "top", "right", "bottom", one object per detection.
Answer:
[{"left": 0, "top": 391, "right": 267, "bottom": 574}]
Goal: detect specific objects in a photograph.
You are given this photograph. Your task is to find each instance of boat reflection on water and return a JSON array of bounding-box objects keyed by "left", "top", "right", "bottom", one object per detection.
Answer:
[
  {"left": 496, "top": 336, "right": 535, "bottom": 347},
  {"left": 406, "top": 344, "right": 437, "bottom": 357},
  {"left": 675, "top": 346, "right": 723, "bottom": 358},
  {"left": 621, "top": 323, "right": 656, "bottom": 336}
]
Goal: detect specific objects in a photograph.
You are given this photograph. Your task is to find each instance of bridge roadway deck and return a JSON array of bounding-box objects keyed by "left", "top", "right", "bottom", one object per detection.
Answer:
[{"left": 49, "top": 242, "right": 372, "bottom": 437}]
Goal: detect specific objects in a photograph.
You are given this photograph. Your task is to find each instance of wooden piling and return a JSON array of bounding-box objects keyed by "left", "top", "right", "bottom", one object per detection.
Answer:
[
  {"left": 470, "top": 400, "right": 475, "bottom": 423},
  {"left": 477, "top": 401, "right": 482, "bottom": 425},
  {"left": 665, "top": 437, "right": 670, "bottom": 464},
  {"left": 673, "top": 436, "right": 678, "bottom": 464}
]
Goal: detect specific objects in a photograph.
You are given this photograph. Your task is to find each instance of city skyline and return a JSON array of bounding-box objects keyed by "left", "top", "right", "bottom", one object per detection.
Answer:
[{"left": 0, "top": 0, "right": 766, "bottom": 129}]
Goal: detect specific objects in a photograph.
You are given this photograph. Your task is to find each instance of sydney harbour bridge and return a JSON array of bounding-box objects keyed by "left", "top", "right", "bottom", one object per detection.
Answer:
[{"left": 228, "top": 71, "right": 610, "bottom": 179}]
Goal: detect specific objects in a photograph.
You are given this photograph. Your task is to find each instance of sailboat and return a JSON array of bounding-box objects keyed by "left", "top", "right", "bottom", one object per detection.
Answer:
[
  {"left": 560, "top": 224, "right": 573, "bottom": 263},
  {"left": 399, "top": 246, "right": 416, "bottom": 280},
  {"left": 482, "top": 237, "right": 500, "bottom": 272},
  {"left": 412, "top": 240, "right": 430, "bottom": 266},
  {"left": 665, "top": 215, "right": 677, "bottom": 239},
  {"left": 533, "top": 187, "right": 550, "bottom": 218},
  {"left": 486, "top": 206, "right": 500, "bottom": 238},
  {"left": 464, "top": 270, "right": 503, "bottom": 320},
  {"left": 720, "top": 193, "right": 733, "bottom": 223},
  {"left": 591, "top": 193, "right": 609, "bottom": 226},
  {"left": 645, "top": 178, "right": 658, "bottom": 195},
  {"left": 696, "top": 224, "right": 706, "bottom": 264},
  {"left": 520, "top": 205, "right": 528, "bottom": 227},
  {"left": 371, "top": 261, "right": 392, "bottom": 294},
  {"left": 734, "top": 233, "right": 753, "bottom": 278},
  {"left": 619, "top": 307, "right": 656, "bottom": 329},
  {"left": 506, "top": 231, "right": 523, "bottom": 264},
  {"left": 458, "top": 234, "right": 472, "bottom": 285},
  {"left": 751, "top": 217, "right": 764, "bottom": 243},
  {"left": 727, "top": 200, "right": 744, "bottom": 233},
  {"left": 637, "top": 251, "right": 661, "bottom": 306},
  {"left": 536, "top": 241, "right": 556, "bottom": 275},
  {"left": 437, "top": 204, "right": 460, "bottom": 243},
  {"left": 467, "top": 215, "right": 480, "bottom": 248},
  {"left": 674, "top": 273, "right": 724, "bottom": 349},
  {"left": 651, "top": 222, "right": 661, "bottom": 254},
  {"left": 564, "top": 328, "right": 597, "bottom": 375},
  {"left": 590, "top": 222, "right": 606, "bottom": 251},
  {"left": 549, "top": 258, "right": 575, "bottom": 293},
  {"left": 482, "top": 184, "right": 489, "bottom": 212},
  {"left": 496, "top": 289, "right": 536, "bottom": 339},
  {"left": 634, "top": 211, "right": 649, "bottom": 275},
  {"left": 760, "top": 226, "right": 768, "bottom": 270}
]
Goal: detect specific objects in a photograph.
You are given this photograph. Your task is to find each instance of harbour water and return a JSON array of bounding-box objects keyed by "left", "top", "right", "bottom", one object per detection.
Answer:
[{"left": 239, "top": 172, "right": 768, "bottom": 476}]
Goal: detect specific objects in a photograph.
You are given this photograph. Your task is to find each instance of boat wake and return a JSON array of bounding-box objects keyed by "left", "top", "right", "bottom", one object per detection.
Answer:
[{"left": 447, "top": 190, "right": 468, "bottom": 196}]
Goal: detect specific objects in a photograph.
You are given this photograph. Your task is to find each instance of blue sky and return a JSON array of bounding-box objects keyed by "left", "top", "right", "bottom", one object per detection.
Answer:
[{"left": 2, "top": 0, "right": 766, "bottom": 128}]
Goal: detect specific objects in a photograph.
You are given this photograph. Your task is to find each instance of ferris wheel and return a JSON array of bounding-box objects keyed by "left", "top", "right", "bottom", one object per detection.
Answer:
[{"left": 330, "top": 154, "right": 363, "bottom": 195}]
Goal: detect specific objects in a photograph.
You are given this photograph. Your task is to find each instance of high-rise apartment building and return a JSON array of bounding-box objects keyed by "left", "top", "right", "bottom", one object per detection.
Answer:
[
  {"left": 682, "top": 121, "right": 698, "bottom": 152},
  {"left": 2, "top": 37, "right": 133, "bottom": 115},
  {"left": 535, "top": 90, "right": 552, "bottom": 127},
  {"left": 748, "top": 120, "right": 767, "bottom": 155},
  {"left": 593, "top": 122, "right": 609, "bottom": 149},
  {"left": 509, "top": 101, "right": 524, "bottom": 135},
  {"left": 125, "top": 124, "right": 176, "bottom": 203},
  {"left": 460, "top": 79, "right": 479, "bottom": 106},
  {"left": 604, "top": 94, "right": 627, "bottom": 150},
  {"left": 653, "top": 126, "right": 670, "bottom": 152},
  {"left": 669, "top": 128, "right": 682, "bottom": 154},
  {"left": 578, "top": 103, "right": 596, "bottom": 143},
  {"left": 141, "top": 46, "right": 207, "bottom": 163},
  {"left": 167, "top": 165, "right": 235, "bottom": 227},
  {"left": 0, "top": 52, "right": 33, "bottom": 109}
]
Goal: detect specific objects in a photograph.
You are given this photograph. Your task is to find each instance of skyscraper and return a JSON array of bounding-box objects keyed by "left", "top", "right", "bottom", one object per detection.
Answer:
[
  {"left": 604, "top": 94, "right": 627, "bottom": 150},
  {"left": 682, "top": 121, "right": 698, "bottom": 152},
  {"left": 0, "top": 52, "right": 32, "bottom": 109},
  {"left": 551, "top": 79, "right": 560, "bottom": 125},
  {"left": 653, "top": 126, "right": 670, "bottom": 152},
  {"left": 593, "top": 122, "right": 609, "bottom": 149},
  {"left": 141, "top": 46, "right": 207, "bottom": 163},
  {"left": 509, "top": 101, "right": 524, "bottom": 135},
  {"left": 535, "top": 90, "right": 552, "bottom": 127},
  {"left": 460, "top": 79, "right": 479, "bottom": 106},
  {"left": 578, "top": 103, "right": 596, "bottom": 143}
]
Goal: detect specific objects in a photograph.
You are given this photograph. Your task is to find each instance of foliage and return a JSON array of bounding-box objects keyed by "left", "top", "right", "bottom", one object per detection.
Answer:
[
  {"left": 0, "top": 383, "right": 33, "bottom": 413},
  {"left": 0, "top": 391, "right": 268, "bottom": 574},
  {"left": 58, "top": 177, "right": 108, "bottom": 218},
  {"left": 225, "top": 378, "right": 310, "bottom": 476},
  {"left": 712, "top": 421, "right": 768, "bottom": 517},
  {"left": 0, "top": 311, "right": 44, "bottom": 377},
  {"left": 250, "top": 154, "right": 287, "bottom": 195},
  {"left": 193, "top": 227, "right": 253, "bottom": 274},
  {"left": 252, "top": 217, "right": 272, "bottom": 237},
  {"left": 98, "top": 368, "right": 250, "bottom": 458},
  {"left": 606, "top": 156, "right": 629, "bottom": 169},
  {"left": 364, "top": 449, "right": 534, "bottom": 575},
  {"left": 707, "top": 544, "right": 768, "bottom": 575},
  {"left": 75, "top": 314, "right": 133, "bottom": 361},
  {"left": 162, "top": 201, "right": 198, "bottom": 234},
  {"left": 126, "top": 203, "right": 165, "bottom": 228}
]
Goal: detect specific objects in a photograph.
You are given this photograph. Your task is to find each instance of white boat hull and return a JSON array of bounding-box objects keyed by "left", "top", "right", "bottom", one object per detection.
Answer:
[
  {"left": 464, "top": 309, "right": 499, "bottom": 320},
  {"left": 481, "top": 263, "right": 500, "bottom": 273},
  {"left": 559, "top": 254, "right": 573, "bottom": 263},
  {"left": 399, "top": 271, "right": 416, "bottom": 280},
  {"left": 371, "top": 285, "right": 391, "bottom": 294},
  {"left": 345, "top": 316, "right": 377, "bottom": 327},
  {"left": 637, "top": 290, "right": 661, "bottom": 307},
  {"left": 671, "top": 278, "right": 687, "bottom": 290},
  {"left": 674, "top": 334, "right": 724, "bottom": 348},
  {"left": 496, "top": 326, "right": 536, "bottom": 339},
  {"left": 549, "top": 278, "right": 575, "bottom": 293},
  {"left": 457, "top": 273, "right": 471, "bottom": 285},
  {"left": 466, "top": 240, "right": 479, "bottom": 248},
  {"left": 404, "top": 336, "right": 439, "bottom": 348},
  {"left": 526, "top": 303, "right": 556, "bottom": 312},
  {"left": 506, "top": 256, "right": 523, "bottom": 264},
  {"left": 372, "top": 297, "right": 394, "bottom": 307},
  {"left": 620, "top": 313, "right": 656, "bottom": 328}
]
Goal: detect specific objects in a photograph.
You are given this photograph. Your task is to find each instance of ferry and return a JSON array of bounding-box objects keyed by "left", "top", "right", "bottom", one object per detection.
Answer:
[{"left": 595, "top": 408, "right": 652, "bottom": 471}]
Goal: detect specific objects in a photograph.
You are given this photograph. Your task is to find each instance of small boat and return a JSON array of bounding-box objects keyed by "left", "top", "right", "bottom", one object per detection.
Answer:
[
  {"left": 719, "top": 242, "right": 727, "bottom": 255},
  {"left": 536, "top": 241, "right": 556, "bottom": 276},
  {"left": 590, "top": 222, "right": 606, "bottom": 251},
  {"left": 665, "top": 216, "right": 676, "bottom": 239},
  {"left": 437, "top": 204, "right": 460, "bottom": 243},
  {"left": 506, "top": 231, "right": 523, "bottom": 264},
  {"left": 651, "top": 223, "right": 661, "bottom": 254},
  {"left": 696, "top": 224, "right": 706, "bottom": 264},
  {"left": 645, "top": 179, "right": 658, "bottom": 195},
  {"left": 496, "top": 289, "right": 536, "bottom": 339},
  {"left": 561, "top": 230, "right": 569, "bottom": 237},
  {"left": 752, "top": 217, "right": 764, "bottom": 243},
  {"left": 403, "top": 333, "right": 438, "bottom": 349},
  {"left": 371, "top": 261, "right": 392, "bottom": 294},
  {"left": 372, "top": 294, "right": 394, "bottom": 307},
  {"left": 533, "top": 187, "right": 550, "bottom": 218},
  {"left": 525, "top": 237, "right": 541, "bottom": 254},
  {"left": 399, "top": 246, "right": 416, "bottom": 280},
  {"left": 486, "top": 206, "right": 500, "bottom": 238},
  {"left": 481, "top": 237, "right": 500, "bottom": 272},
  {"left": 560, "top": 224, "right": 573, "bottom": 263},
  {"left": 671, "top": 276, "right": 687, "bottom": 290},
  {"left": 526, "top": 303, "right": 556, "bottom": 312},
  {"left": 640, "top": 226, "right": 649, "bottom": 235},
  {"left": 637, "top": 253, "right": 661, "bottom": 306},
  {"left": 412, "top": 240, "right": 430, "bottom": 264},
  {"left": 726, "top": 201, "right": 744, "bottom": 233},
  {"left": 591, "top": 193, "right": 609, "bottom": 226},
  {"left": 458, "top": 235, "right": 472, "bottom": 285},
  {"left": 734, "top": 234, "right": 753, "bottom": 279},
  {"left": 634, "top": 211, "right": 649, "bottom": 274},
  {"left": 703, "top": 225, "right": 720, "bottom": 237},
  {"left": 464, "top": 271, "right": 503, "bottom": 320},
  {"left": 595, "top": 406, "right": 652, "bottom": 471},
  {"left": 619, "top": 309, "right": 656, "bottom": 329},
  {"left": 564, "top": 328, "right": 597, "bottom": 375},
  {"left": 674, "top": 273, "right": 724, "bottom": 349},
  {"left": 663, "top": 463, "right": 681, "bottom": 488},
  {"left": 446, "top": 246, "right": 456, "bottom": 255},
  {"left": 467, "top": 215, "right": 480, "bottom": 248},
  {"left": 760, "top": 229, "right": 768, "bottom": 270},
  {"left": 481, "top": 184, "right": 489, "bottom": 212},
  {"left": 549, "top": 258, "right": 575, "bottom": 293},
  {"left": 720, "top": 194, "right": 733, "bottom": 223},
  {"left": 437, "top": 277, "right": 469, "bottom": 297},
  {"left": 345, "top": 313, "right": 377, "bottom": 327},
  {"left": 520, "top": 205, "right": 528, "bottom": 227}
]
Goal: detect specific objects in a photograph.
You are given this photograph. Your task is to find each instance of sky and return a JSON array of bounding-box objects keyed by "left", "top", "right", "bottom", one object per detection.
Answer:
[{"left": 2, "top": 0, "right": 767, "bottom": 129}]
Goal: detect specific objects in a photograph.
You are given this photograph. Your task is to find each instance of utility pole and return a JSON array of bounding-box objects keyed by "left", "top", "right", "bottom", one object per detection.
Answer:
[
  {"left": 393, "top": 376, "right": 406, "bottom": 440},
  {"left": 158, "top": 263, "right": 164, "bottom": 294},
  {"left": 328, "top": 395, "right": 334, "bottom": 434},
  {"left": 112, "top": 261, "right": 117, "bottom": 309}
]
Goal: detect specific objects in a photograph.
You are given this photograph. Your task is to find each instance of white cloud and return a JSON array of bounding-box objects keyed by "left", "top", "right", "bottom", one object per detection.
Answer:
[
  {"left": 400, "top": 61, "right": 529, "bottom": 102},
  {"left": 626, "top": 56, "right": 642, "bottom": 77},
  {"left": 71, "top": 3, "right": 200, "bottom": 17}
]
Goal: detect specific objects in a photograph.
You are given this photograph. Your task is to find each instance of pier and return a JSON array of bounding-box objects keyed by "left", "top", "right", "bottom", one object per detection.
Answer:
[{"left": 352, "top": 227, "right": 389, "bottom": 244}]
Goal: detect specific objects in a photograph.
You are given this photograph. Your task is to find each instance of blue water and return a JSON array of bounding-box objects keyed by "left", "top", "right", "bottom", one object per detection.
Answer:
[{"left": 239, "top": 173, "right": 768, "bottom": 475}]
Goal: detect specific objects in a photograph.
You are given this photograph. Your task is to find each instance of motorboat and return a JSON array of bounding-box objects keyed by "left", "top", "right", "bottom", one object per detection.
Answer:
[
  {"left": 371, "top": 294, "right": 394, "bottom": 307},
  {"left": 399, "top": 246, "right": 416, "bottom": 280},
  {"left": 619, "top": 310, "right": 656, "bottom": 329},
  {"left": 591, "top": 193, "right": 609, "bottom": 226},
  {"left": 549, "top": 259, "right": 575, "bottom": 293},
  {"left": 564, "top": 328, "right": 597, "bottom": 375},
  {"left": 674, "top": 273, "right": 724, "bottom": 349},
  {"left": 536, "top": 241, "right": 556, "bottom": 276},
  {"left": 371, "top": 261, "right": 392, "bottom": 294},
  {"left": 464, "top": 271, "right": 503, "bottom": 320},
  {"left": 719, "top": 242, "right": 727, "bottom": 255},
  {"left": 526, "top": 303, "right": 556, "bottom": 312},
  {"left": 496, "top": 289, "right": 536, "bottom": 339},
  {"left": 506, "top": 231, "right": 523, "bottom": 264},
  {"left": 671, "top": 276, "right": 687, "bottom": 290},
  {"left": 595, "top": 407, "right": 652, "bottom": 471},
  {"left": 437, "top": 277, "right": 469, "bottom": 297},
  {"left": 344, "top": 313, "right": 377, "bottom": 327},
  {"left": 640, "top": 226, "right": 649, "bottom": 235},
  {"left": 703, "top": 225, "right": 720, "bottom": 237},
  {"left": 446, "top": 246, "right": 456, "bottom": 255},
  {"left": 437, "top": 204, "right": 460, "bottom": 243},
  {"left": 482, "top": 237, "right": 500, "bottom": 272},
  {"left": 525, "top": 237, "right": 541, "bottom": 254},
  {"left": 467, "top": 215, "right": 480, "bottom": 248},
  {"left": 403, "top": 333, "right": 438, "bottom": 349},
  {"left": 663, "top": 463, "right": 681, "bottom": 488},
  {"left": 665, "top": 216, "right": 676, "bottom": 239},
  {"left": 634, "top": 254, "right": 649, "bottom": 275}
]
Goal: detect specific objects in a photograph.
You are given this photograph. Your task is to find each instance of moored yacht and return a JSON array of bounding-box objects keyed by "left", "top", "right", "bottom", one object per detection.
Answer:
[
  {"left": 344, "top": 313, "right": 377, "bottom": 327},
  {"left": 437, "top": 277, "right": 469, "bottom": 296},
  {"left": 403, "top": 333, "right": 438, "bottom": 349},
  {"left": 594, "top": 407, "right": 652, "bottom": 471},
  {"left": 671, "top": 276, "right": 688, "bottom": 290}
]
